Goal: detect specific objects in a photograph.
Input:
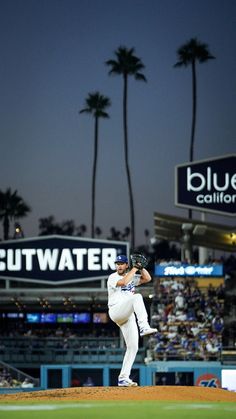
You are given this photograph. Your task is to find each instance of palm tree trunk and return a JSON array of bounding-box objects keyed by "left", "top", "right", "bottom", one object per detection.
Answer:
[
  {"left": 188, "top": 60, "right": 197, "bottom": 220},
  {"left": 190, "top": 60, "right": 197, "bottom": 162},
  {"left": 91, "top": 117, "right": 98, "bottom": 238},
  {"left": 123, "top": 75, "right": 135, "bottom": 250}
]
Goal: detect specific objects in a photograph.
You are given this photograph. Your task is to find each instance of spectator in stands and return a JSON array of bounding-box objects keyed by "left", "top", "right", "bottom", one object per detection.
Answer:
[
  {"left": 165, "top": 341, "right": 177, "bottom": 358},
  {"left": 71, "top": 375, "right": 81, "bottom": 387},
  {"left": 83, "top": 376, "right": 94, "bottom": 386},
  {"left": 211, "top": 314, "right": 224, "bottom": 334},
  {"left": 175, "top": 308, "right": 187, "bottom": 322},
  {"left": 171, "top": 280, "right": 184, "bottom": 292},
  {"left": 175, "top": 291, "right": 185, "bottom": 310},
  {"left": 165, "top": 301, "right": 174, "bottom": 321},
  {"left": 161, "top": 376, "right": 167, "bottom": 385},
  {"left": 146, "top": 266, "right": 224, "bottom": 363},
  {"left": 0, "top": 375, "right": 10, "bottom": 387},
  {"left": 11, "top": 378, "right": 22, "bottom": 387},
  {"left": 216, "top": 283, "right": 225, "bottom": 299},
  {"left": 186, "top": 307, "right": 197, "bottom": 321},
  {"left": 205, "top": 337, "right": 220, "bottom": 358},
  {"left": 175, "top": 372, "right": 182, "bottom": 385},
  {"left": 21, "top": 378, "right": 34, "bottom": 388},
  {"left": 207, "top": 283, "right": 216, "bottom": 298}
]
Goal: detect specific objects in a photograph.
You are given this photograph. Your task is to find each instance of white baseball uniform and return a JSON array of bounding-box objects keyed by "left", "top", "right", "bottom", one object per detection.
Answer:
[{"left": 107, "top": 271, "right": 151, "bottom": 381}]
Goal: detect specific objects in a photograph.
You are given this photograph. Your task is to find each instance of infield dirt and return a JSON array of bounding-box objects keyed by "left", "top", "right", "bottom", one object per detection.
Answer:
[{"left": 0, "top": 386, "right": 236, "bottom": 403}]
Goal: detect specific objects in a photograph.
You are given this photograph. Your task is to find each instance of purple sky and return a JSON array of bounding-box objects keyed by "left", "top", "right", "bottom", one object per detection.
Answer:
[{"left": 0, "top": 0, "right": 235, "bottom": 249}]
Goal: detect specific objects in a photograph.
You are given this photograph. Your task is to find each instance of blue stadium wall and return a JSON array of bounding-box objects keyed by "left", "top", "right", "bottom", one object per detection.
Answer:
[{"left": 40, "top": 361, "right": 235, "bottom": 388}]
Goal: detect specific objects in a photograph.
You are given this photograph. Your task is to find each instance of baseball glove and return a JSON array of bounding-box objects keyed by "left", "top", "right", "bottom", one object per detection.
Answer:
[{"left": 130, "top": 253, "right": 148, "bottom": 270}]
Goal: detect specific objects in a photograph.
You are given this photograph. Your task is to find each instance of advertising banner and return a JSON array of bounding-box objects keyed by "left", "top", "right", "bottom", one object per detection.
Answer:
[
  {"left": 155, "top": 263, "right": 223, "bottom": 277},
  {"left": 175, "top": 154, "right": 236, "bottom": 216},
  {"left": 0, "top": 235, "right": 129, "bottom": 284}
]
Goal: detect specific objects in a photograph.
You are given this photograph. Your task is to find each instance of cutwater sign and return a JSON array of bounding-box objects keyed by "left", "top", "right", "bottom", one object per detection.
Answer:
[
  {"left": 0, "top": 235, "right": 128, "bottom": 284},
  {"left": 175, "top": 154, "right": 236, "bottom": 216},
  {"left": 155, "top": 263, "right": 223, "bottom": 277}
]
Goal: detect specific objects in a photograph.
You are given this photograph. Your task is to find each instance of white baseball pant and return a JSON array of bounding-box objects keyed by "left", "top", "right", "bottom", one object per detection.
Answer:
[{"left": 109, "top": 293, "right": 149, "bottom": 379}]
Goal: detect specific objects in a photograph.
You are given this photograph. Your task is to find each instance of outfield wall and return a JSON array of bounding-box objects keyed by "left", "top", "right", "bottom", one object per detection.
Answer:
[{"left": 40, "top": 361, "right": 236, "bottom": 388}]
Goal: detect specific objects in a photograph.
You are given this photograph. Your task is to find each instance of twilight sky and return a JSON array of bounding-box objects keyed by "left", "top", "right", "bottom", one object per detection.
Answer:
[{"left": 0, "top": 0, "right": 235, "bottom": 247}]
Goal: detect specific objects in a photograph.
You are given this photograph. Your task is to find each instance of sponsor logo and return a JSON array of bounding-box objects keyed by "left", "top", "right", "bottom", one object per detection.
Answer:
[
  {"left": 196, "top": 373, "right": 221, "bottom": 388},
  {"left": 175, "top": 155, "right": 236, "bottom": 215},
  {"left": 0, "top": 236, "right": 128, "bottom": 284},
  {"left": 0, "top": 247, "right": 115, "bottom": 272},
  {"left": 155, "top": 263, "right": 223, "bottom": 277}
]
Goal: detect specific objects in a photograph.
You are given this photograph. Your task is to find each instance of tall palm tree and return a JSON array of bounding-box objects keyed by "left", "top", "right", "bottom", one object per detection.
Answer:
[
  {"left": 106, "top": 46, "right": 147, "bottom": 250},
  {"left": 0, "top": 188, "right": 31, "bottom": 240},
  {"left": 174, "top": 37, "right": 215, "bottom": 219},
  {"left": 79, "top": 92, "right": 111, "bottom": 238}
]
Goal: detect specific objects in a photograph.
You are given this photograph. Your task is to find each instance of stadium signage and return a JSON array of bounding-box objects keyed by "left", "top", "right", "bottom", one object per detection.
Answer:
[
  {"left": 0, "top": 235, "right": 128, "bottom": 284},
  {"left": 155, "top": 263, "right": 223, "bottom": 277},
  {"left": 196, "top": 373, "right": 220, "bottom": 388},
  {"left": 175, "top": 154, "right": 236, "bottom": 216}
]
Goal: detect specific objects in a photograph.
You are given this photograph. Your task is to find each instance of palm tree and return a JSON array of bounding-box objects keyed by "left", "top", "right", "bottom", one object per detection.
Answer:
[
  {"left": 0, "top": 188, "right": 31, "bottom": 240},
  {"left": 38, "top": 215, "right": 61, "bottom": 235},
  {"left": 79, "top": 92, "right": 111, "bottom": 238},
  {"left": 174, "top": 38, "right": 215, "bottom": 218},
  {"left": 122, "top": 226, "right": 131, "bottom": 241},
  {"left": 106, "top": 46, "right": 147, "bottom": 250},
  {"left": 95, "top": 226, "right": 102, "bottom": 238},
  {"left": 108, "top": 226, "right": 121, "bottom": 241},
  {"left": 77, "top": 224, "right": 87, "bottom": 237}
]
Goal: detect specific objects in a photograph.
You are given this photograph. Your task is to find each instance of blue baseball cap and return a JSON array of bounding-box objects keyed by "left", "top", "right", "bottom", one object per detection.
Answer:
[{"left": 115, "top": 254, "right": 128, "bottom": 264}]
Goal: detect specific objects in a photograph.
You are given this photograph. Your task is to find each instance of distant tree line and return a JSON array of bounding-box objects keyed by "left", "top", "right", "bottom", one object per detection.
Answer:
[
  {"left": 1, "top": 187, "right": 236, "bottom": 273},
  {"left": 0, "top": 187, "right": 182, "bottom": 259}
]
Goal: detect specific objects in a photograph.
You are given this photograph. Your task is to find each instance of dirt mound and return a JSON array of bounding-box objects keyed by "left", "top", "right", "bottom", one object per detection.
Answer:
[{"left": 0, "top": 386, "right": 236, "bottom": 402}]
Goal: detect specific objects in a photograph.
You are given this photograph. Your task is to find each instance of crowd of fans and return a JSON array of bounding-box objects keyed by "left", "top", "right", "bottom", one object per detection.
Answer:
[
  {"left": 1, "top": 274, "right": 226, "bottom": 365},
  {"left": 1, "top": 255, "right": 233, "bottom": 370},
  {"left": 0, "top": 368, "right": 34, "bottom": 388},
  {"left": 146, "top": 275, "right": 225, "bottom": 363}
]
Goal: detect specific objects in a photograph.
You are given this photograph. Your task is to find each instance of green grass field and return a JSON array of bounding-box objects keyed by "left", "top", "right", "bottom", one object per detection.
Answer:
[{"left": 0, "top": 400, "right": 236, "bottom": 419}]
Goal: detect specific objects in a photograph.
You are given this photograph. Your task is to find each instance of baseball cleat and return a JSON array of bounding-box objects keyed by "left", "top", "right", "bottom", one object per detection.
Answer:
[
  {"left": 118, "top": 378, "right": 138, "bottom": 387},
  {"left": 140, "top": 327, "right": 157, "bottom": 337}
]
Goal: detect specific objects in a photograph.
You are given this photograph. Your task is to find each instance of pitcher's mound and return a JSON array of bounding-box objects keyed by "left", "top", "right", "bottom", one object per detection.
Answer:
[{"left": 0, "top": 386, "right": 236, "bottom": 402}]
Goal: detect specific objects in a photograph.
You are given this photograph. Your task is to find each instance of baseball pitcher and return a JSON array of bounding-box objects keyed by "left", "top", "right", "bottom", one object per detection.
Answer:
[{"left": 107, "top": 253, "right": 157, "bottom": 386}]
